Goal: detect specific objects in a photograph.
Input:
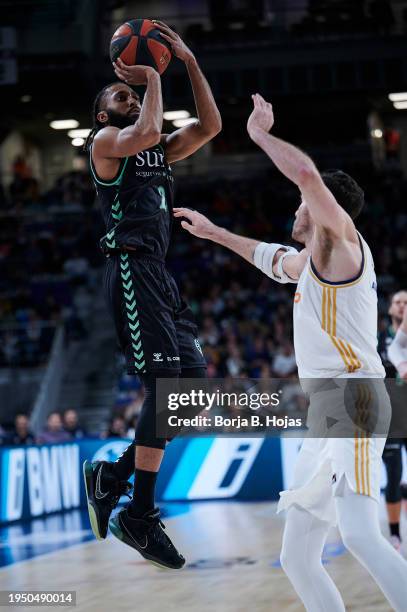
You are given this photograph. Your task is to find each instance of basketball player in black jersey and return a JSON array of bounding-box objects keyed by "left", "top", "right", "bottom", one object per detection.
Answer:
[
  {"left": 82, "top": 21, "right": 221, "bottom": 569},
  {"left": 379, "top": 290, "right": 407, "bottom": 552}
]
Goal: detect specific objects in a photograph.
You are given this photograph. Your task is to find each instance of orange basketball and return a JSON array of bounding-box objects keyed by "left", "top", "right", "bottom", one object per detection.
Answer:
[{"left": 110, "top": 18, "right": 172, "bottom": 75}]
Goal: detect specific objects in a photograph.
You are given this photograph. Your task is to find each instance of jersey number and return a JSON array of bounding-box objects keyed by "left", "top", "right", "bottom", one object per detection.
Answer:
[{"left": 157, "top": 186, "right": 167, "bottom": 211}]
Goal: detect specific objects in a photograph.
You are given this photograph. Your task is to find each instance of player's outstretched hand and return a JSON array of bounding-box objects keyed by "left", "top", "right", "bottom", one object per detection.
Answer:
[
  {"left": 153, "top": 20, "right": 195, "bottom": 63},
  {"left": 247, "top": 93, "right": 274, "bottom": 138},
  {"left": 174, "top": 207, "right": 217, "bottom": 240},
  {"left": 113, "top": 58, "right": 157, "bottom": 85}
]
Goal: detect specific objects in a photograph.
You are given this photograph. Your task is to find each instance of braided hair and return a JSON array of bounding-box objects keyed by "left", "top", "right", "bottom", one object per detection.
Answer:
[{"left": 84, "top": 82, "right": 121, "bottom": 152}]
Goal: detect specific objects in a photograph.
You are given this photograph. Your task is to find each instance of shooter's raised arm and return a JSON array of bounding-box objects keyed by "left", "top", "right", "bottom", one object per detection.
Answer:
[
  {"left": 93, "top": 61, "right": 163, "bottom": 159},
  {"left": 154, "top": 21, "right": 222, "bottom": 163}
]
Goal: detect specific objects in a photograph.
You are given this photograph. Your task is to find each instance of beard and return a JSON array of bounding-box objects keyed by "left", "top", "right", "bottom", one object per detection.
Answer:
[
  {"left": 292, "top": 213, "right": 312, "bottom": 244},
  {"left": 106, "top": 109, "right": 137, "bottom": 129}
]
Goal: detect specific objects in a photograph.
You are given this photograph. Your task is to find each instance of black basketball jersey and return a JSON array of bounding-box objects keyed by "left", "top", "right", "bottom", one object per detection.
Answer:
[{"left": 90, "top": 142, "right": 174, "bottom": 259}]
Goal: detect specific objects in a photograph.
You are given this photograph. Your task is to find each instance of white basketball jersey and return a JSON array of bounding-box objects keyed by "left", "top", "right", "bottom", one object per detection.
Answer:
[{"left": 293, "top": 234, "right": 385, "bottom": 378}]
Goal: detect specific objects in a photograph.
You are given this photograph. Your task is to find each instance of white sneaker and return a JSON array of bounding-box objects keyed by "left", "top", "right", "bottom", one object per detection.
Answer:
[{"left": 390, "top": 535, "right": 402, "bottom": 552}]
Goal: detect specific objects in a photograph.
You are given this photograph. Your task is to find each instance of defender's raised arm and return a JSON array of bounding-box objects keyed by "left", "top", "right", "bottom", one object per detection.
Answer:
[{"left": 247, "top": 94, "right": 357, "bottom": 241}]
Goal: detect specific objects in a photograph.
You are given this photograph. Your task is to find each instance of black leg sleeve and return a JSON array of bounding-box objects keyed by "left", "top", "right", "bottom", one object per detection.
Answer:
[{"left": 382, "top": 442, "right": 403, "bottom": 503}]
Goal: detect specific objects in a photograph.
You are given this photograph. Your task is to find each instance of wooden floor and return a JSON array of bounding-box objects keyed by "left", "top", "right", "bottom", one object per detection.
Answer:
[{"left": 0, "top": 502, "right": 399, "bottom": 612}]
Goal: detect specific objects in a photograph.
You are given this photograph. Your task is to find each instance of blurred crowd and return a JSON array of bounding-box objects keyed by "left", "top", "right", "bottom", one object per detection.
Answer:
[
  {"left": 0, "top": 409, "right": 83, "bottom": 446},
  {"left": 0, "top": 157, "right": 103, "bottom": 367},
  {"left": 0, "top": 407, "right": 140, "bottom": 446}
]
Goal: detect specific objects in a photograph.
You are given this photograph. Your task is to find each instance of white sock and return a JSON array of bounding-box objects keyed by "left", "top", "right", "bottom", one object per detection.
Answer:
[
  {"left": 336, "top": 480, "right": 407, "bottom": 612},
  {"left": 280, "top": 505, "right": 346, "bottom": 611}
]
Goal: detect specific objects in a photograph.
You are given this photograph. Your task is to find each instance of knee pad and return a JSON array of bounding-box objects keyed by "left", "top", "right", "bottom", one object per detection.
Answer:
[
  {"left": 382, "top": 446, "right": 403, "bottom": 503},
  {"left": 165, "top": 367, "right": 208, "bottom": 442},
  {"left": 385, "top": 481, "right": 402, "bottom": 504},
  {"left": 135, "top": 370, "right": 178, "bottom": 449}
]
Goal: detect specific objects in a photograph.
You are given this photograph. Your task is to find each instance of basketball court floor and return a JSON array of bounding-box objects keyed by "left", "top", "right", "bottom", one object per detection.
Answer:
[{"left": 0, "top": 499, "right": 404, "bottom": 611}]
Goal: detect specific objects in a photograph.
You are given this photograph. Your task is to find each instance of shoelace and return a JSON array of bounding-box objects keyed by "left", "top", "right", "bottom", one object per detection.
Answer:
[{"left": 144, "top": 512, "right": 174, "bottom": 549}]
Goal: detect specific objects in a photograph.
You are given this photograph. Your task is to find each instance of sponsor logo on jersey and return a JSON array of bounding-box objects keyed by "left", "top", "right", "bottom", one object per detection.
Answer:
[
  {"left": 153, "top": 353, "right": 164, "bottom": 362},
  {"left": 194, "top": 339, "right": 203, "bottom": 355},
  {"left": 135, "top": 150, "right": 165, "bottom": 168}
]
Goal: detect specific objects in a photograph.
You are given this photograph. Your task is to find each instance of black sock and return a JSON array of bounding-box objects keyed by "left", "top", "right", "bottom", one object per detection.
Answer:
[
  {"left": 128, "top": 468, "right": 158, "bottom": 518},
  {"left": 110, "top": 441, "right": 136, "bottom": 481},
  {"left": 390, "top": 522, "right": 400, "bottom": 538}
]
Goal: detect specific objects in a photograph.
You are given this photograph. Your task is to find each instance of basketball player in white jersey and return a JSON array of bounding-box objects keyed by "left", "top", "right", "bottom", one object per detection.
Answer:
[
  {"left": 388, "top": 291, "right": 407, "bottom": 519},
  {"left": 388, "top": 290, "right": 407, "bottom": 380},
  {"left": 174, "top": 94, "right": 407, "bottom": 610}
]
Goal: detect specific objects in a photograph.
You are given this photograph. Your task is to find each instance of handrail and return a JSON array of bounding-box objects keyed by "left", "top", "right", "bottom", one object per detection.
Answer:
[{"left": 30, "top": 325, "right": 66, "bottom": 434}]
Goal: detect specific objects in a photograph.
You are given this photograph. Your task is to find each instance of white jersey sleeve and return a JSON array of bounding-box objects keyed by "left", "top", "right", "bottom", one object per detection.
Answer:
[{"left": 388, "top": 328, "right": 407, "bottom": 369}]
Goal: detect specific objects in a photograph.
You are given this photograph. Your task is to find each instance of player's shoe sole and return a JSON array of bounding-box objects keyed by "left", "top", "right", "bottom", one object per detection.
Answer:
[
  {"left": 109, "top": 510, "right": 185, "bottom": 570},
  {"left": 83, "top": 460, "right": 104, "bottom": 540}
]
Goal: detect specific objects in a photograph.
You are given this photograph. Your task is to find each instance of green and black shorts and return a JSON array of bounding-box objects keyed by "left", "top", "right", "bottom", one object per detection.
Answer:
[{"left": 104, "top": 252, "right": 206, "bottom": 375}]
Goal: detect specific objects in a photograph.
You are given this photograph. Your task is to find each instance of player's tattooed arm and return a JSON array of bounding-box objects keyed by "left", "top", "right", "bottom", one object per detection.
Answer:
[
  {"left": 154, "top": 21, "right": 221, "bottom": 163},
  {"left": 95, "top": 64, "right": 162, "bottom": 158},
  {"left": 247, "top": 94, "right": 356, "bottom": 242}
]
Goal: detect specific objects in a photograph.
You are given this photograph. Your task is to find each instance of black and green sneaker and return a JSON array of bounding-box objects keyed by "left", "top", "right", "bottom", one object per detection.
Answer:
[
  {"left": 109, "top": 506, "right": 185, "bottom": 569},
  {"left": 83, "top": 460, "right": 132, "bottom": 540}
]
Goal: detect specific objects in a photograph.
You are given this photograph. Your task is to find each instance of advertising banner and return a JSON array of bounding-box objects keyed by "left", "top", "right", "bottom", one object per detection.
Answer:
[{"left": 0, "top": 436, "right": 283, "bottom": 525}]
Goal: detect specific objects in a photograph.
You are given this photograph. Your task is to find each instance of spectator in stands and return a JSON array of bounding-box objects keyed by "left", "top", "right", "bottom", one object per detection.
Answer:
[
  {"left": 10, "top": 413, "right": 35, "bottom": 445},
  {"left": 126, "top": 413, "right": 139, "bottom": 439},
  {"left": 0, "top": 424, "right": 7, "bottom": 445},
  {"left": 272, "top": 341, "right": 297, "bottom": 377},
  {"left": 63, "top": 409, "right": 87, "bottom": 439},
  {"left": 63, "top": 250, "right": 90, "bottom": 285},
  {"left": 102, "top": 416, "right": 128, "bottom": 439},
  {"left": 37, "top": 412, "right": 71, "bottom": 444}
]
